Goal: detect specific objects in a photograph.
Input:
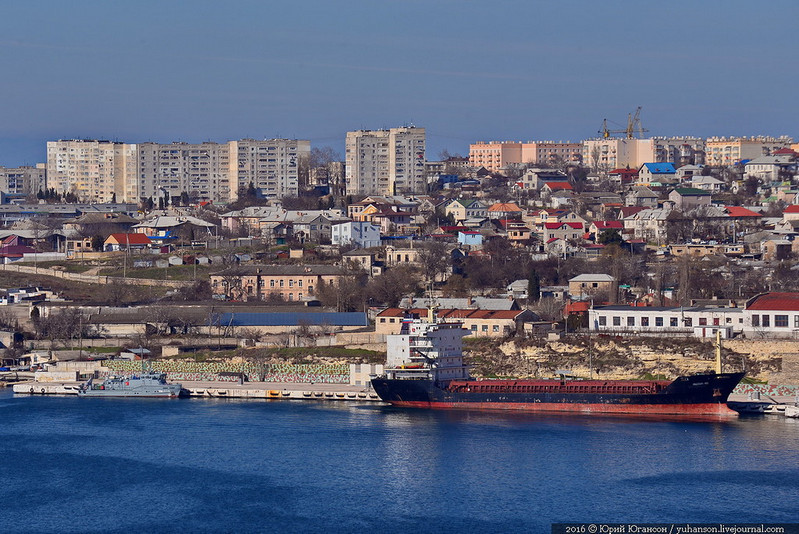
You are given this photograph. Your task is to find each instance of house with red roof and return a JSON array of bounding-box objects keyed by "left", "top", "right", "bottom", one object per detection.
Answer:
[
  {"left": 538, "top": 221, "right": 584, "bottom": 243},
  {"left": 104, "top": 233, "right": 151, "bottom": 252},
  {"left": 588, "top": 220, "right": 624, "bottom": 241},
  {"left": 743, "top": 292, "right": 799, "bottom": 338},
  {"left": 782, "top": 204, "right": 799, "bottom": 222},
  {"left": 723, "top": 206, "right": 761, "bottom": 219},
  {"left": 541, "top": 182, "right": 574, "bottom": 194}
]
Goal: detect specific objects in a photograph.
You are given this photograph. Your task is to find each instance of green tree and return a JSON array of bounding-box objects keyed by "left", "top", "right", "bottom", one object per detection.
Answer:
[
  {"left": 527, "top": 270, "right": 541, "bottom": 302},
  {"left": 598, "top": 228, "right": 623, "bottom": 246}
]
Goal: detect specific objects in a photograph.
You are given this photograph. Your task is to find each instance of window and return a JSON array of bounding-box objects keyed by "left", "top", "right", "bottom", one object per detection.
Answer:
[
  {"left": 470, "top": 325, "right": 477, "bottom": 331},
  {"left": 279, "top": 280, "right": 284, "bottom": 287},
  {"left": 656, "top": 317, "right": 663, "bottom": 327},
  {"left": 627, "top": 317, "right": 635, "bottom": 327},
  {"left": 379, "top": 318, "right": 386, "bottom": 323},
  {"left": 612, "top": 316, "right": 621, "bottom": 326},
  {"left": 795, "top": 316, "right": 799, "bottom": 328},
  {"left": 598, "top": 316, "right": 607, "bottom": 326},
  {"left": 289, "top": 280, "right": 294, "bottom": 287},
  {"left": 684, "top": 318, "right": 693, "bottom": 327},
  {"left": 670, "top": 317, "right": 678, "bottom": 327},
  {"left": 752, "top": 315, "right": 760, "bottom": 327},
  {"left": 641, "top": 317, "right": 649, "bottom": 327},
  {"left": 492, "top": 325, "right": 499, "bottom": 332},
  {"left": 482, "top": 325, "right": 488, "bottom": 332},
  {"left": 776, "top": 315, "right": 788, "bottom": 328},
  {"left": 762, "top": 315, "right": 770, "bottom": 327},
  {"left": 699, "top": 318, "right": 707, "bottom": 326}
]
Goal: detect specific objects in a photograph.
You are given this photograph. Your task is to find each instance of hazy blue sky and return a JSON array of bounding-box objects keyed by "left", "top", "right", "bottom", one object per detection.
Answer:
[{"left": 0, "top": 0, "right": 796, "bottom": 166}]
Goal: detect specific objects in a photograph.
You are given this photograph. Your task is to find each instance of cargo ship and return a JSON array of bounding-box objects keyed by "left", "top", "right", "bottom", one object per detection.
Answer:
[{"left": 371, "top": 309, "right": 744, "bottom": 417}]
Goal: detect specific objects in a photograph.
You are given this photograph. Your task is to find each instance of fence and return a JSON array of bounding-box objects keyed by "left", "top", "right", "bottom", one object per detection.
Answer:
[{"left": 104, "top": 360, "right": 351, "bottom": 384}]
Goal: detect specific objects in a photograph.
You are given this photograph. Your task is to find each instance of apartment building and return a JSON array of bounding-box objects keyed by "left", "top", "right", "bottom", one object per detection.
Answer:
[
  {"left": 582, "top": 138, "right": 655, "bottom": 173},
  {"left": 468, "top": 141, "right": 521, "bottom": 172},
  {"left": 469, "top": 141, "right": 581, "bottom": 172},
  {"left": 47, "top": 140, "right": 137, "bottom": 203},
  {"left": 137, "top": 142, "right": 232, "bottom": 204},
  {"left": 653, "top": 137, "right": 706, "bottom": 166},
  {"left": 0, "top": 165, "right": 46, "bottom": 198},
  {"left": 229, "top": 139, "right": 310, "bottom": 200},
  {"left": 345, "top": 127, "right": 426, "bottom": 196},
  {"left": 705, "top": 136, "right": 792, "bottom": 166}
]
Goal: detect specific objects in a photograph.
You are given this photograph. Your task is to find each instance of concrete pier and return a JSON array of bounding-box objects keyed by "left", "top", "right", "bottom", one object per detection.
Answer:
[{"left": 11, "top": 380, "right": 383, "bottom": 402}]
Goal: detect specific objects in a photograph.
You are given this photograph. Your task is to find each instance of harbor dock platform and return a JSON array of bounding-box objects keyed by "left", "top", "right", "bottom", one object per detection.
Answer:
[{"left": 11, "top": 380, "right": 383, "bottom": 402}]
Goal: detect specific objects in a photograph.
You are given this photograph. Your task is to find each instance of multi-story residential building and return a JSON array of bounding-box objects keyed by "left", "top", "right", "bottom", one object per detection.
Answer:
[
  {"left": 46, "top": 140, "right": 138, "bottom": 203},
  {"left": 521, "top": 141, "right": 582, "bottom": 166},
  {"left": 0, "top": 165, "right": 46, "bottom": 199},
  {"left": 582, "top": 138, "right": 655, "bottom": 173},
  {"left": 705, "top": 136, "right": 792, "bottom": 166},
  {"left": 345, "top": 127, "right": 426, "bottom": 196},
  {"left": 469, "top": 141, "right": 521, "bottom": 172},
  {"left": 210, "top": 264, "right": 346, "bottom": 302},
  {"left": 229, "top": 139, "right": 310, "bottom": 200},
  {"left": 653, "top": 137, "right": 706, "bottom": 166},
  {"left": 49, "top": 138, "right": 311, "bottom": 204},
  {"left": 469, "top": 141, "right": 581, "bottom": 172},
  {"left": 137, "top": 142, "right": 232, "bottom": 204}
]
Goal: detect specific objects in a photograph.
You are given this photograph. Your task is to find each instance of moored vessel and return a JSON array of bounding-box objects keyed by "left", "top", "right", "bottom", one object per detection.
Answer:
[
  {"left": 371, "top": 309, "right": 745, "bottom": 417},
  {"left": 78, "top": 371, "right": 184, "bottom": 398}
]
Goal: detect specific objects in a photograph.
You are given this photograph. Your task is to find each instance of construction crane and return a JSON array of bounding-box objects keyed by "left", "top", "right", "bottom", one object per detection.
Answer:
[{"left": 598, "top": 106, "right": 649, "bottom": 139}]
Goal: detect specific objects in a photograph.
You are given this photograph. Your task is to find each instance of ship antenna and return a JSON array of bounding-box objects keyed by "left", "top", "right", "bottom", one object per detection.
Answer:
[{"left": 715, "top": 329, "right": 722, "bottom": 374}]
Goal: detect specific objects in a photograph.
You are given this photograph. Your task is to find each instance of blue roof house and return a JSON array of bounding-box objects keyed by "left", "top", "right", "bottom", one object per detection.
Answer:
[{"left": 638, "top": 163, "right": 677, "bottom": 185}]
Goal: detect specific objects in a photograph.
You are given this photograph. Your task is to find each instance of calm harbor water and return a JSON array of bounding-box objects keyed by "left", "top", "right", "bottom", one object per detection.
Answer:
[{"left": 1, "top": 389, "right": 798, "bottom": 533}]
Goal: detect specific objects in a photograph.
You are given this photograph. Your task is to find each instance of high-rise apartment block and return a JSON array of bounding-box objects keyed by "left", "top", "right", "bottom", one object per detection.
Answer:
[
  {"left": 137, "top": 142, "right": 232, "bottom": 203},
  {"left": 345, "top": 127, "right": 425, "bottom": 196},
  {"left": 705, "top": 136, "right": 792, "bottom": 166},
  {"left": 230, "top": 139, "right": 310, "bottom": 200},
  {"left": 47, "top": 140, "right": 137, "bottom": 203},
  {"left": 469, "top": 141, "right": 581, "bottom": 172},
  {"left": 0, "top": 165, "right": 47, "bottom": 198},
  {"left": 46, "top": 138, "right": 309, "bottom": 204}
]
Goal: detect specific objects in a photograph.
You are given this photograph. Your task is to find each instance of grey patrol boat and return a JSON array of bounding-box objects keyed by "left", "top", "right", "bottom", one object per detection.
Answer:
[{"left": 78, "top": 371, "right": 184, "bottom": 398}]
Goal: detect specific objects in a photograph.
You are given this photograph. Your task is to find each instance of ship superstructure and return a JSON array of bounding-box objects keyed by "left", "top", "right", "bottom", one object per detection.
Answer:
[{"left": 384, "top": 307, "right": 469, "bottom": 382}]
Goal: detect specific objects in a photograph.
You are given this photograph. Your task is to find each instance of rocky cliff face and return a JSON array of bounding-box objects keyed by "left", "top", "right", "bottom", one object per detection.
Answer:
[{"left": 464, "top": 336, "right": 796, "bottom": 383}]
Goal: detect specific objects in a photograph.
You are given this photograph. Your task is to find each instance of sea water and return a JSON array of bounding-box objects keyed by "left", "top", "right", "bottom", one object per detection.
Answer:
[{"left": 1, "top": 389, "right": 798, "bottom": 533}]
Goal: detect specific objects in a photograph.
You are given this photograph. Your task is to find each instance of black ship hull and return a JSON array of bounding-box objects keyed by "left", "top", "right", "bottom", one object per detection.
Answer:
[{"left": 371, "top": 372, "right": 745, "bottom": 416}]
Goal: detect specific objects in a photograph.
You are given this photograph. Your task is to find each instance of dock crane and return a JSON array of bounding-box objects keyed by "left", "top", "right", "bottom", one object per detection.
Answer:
[{"left": 598, "top": 106, "right": 649, "bottom": 139}]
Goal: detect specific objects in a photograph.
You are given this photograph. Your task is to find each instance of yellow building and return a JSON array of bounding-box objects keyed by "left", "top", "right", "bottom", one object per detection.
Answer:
[{"left": 705, "top": 136, "right": 791, "bottom": 166}]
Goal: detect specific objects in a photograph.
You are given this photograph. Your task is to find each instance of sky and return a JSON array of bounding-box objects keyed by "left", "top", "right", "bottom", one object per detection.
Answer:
[{"left": 0, "top": 0, "right": 797, "bottom": 166}]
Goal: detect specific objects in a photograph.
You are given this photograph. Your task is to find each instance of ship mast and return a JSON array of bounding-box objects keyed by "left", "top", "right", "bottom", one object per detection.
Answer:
[{"left": 715, "top": 329, "right": 722, "bottom": 374}]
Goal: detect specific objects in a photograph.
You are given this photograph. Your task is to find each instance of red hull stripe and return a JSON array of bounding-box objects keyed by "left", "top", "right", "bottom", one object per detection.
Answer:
[{"left": 390, "top": 401, "right": 739, "bottom": 417}]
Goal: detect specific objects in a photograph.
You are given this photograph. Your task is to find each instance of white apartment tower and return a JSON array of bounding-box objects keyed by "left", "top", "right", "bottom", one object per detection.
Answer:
[
  {"left": 346, "top": 127, "right": 425, "bottom": 196},
  {"left": 46, "top": 140, "right": 137, "bottom": 202},
  {"left": 137, "top": 142, "right": 232, "bottom": 203},
  {"left": 229, "top": 139, "right": 310, "bottom": 200}
]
